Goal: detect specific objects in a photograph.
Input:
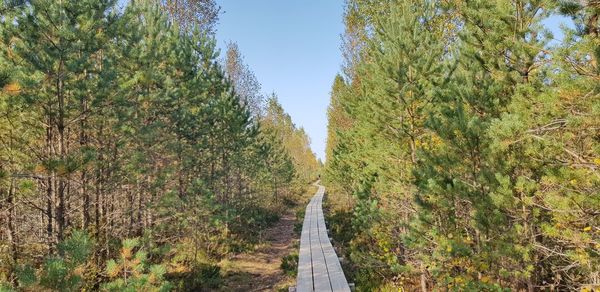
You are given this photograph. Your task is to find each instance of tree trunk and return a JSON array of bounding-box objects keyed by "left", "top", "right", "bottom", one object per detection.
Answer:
[
  {"left": 137, "top": 178, "right": 143, "bottom": 235},
  {"left": 587, "top": 11, "right": 598, "bottom": 68},
  {"left": 420, "top": 264, "right": 428, "bottom": 292},
  {"left": 95, "top": 123, "right": 104, "bottom": 241},
  {"left": 177, "top": 136, "right": 186, "bottom": 199},
  {"left": 5, "top": 178, "right": 18, "bottom": 285},
  {"left": 45, "top": 115, "right": 54, "bottom": 250},
  {"left": 128, "top": 186, "right": 134, "bottom": 236},
  {"left": 81, "top": 90, "right": 90, "bottom": 229},
  {"left": 56, "top": 60, "right": 66, "bottom": 243}
]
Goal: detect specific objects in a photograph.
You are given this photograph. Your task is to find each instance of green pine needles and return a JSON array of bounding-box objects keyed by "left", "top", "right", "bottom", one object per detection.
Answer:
[
  {"left": 0, "top": 0, "right": 320, "bottom": 290},
  {"left": 325, "top": 0, "right": 599, "bottom": 290}
]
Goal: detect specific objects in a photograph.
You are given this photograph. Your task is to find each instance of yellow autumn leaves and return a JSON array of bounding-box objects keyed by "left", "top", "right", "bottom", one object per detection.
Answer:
[
  {"left": 414, "top": 134, "right": 443, "bottom": 150},
  {"left": 2, "top": 82, "right": 20, "bottom": 95}
]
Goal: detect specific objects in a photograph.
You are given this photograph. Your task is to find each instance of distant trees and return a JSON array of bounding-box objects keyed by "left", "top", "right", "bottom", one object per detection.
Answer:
[
  {"left": 325, "top": 0, "right": 599, "bottom": 291},
  {"left": 0, "top": 0, "right": 318, "bottom": 290},
  {"left": 262, "top": 95, "right": 321, "bottom": 186},
  {"left": 224, "top": 42, "right": 264, "bottom": 118},
  {"left": 161, "top": 0, "right": 220, "bottom": 34}
]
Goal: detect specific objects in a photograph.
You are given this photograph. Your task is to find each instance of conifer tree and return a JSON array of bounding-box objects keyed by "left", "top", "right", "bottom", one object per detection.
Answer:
[
  {"left": 0, "top": 0, "right": 317, "bottom": 289},
  {"left": 325, "top": 0, "right": 598, "bottom": 290},
  {"left": 262, "top": 95, "right": 320, "bottom": 186}
]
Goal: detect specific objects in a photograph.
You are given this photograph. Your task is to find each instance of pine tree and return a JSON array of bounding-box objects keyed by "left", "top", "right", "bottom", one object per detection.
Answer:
[
  {"left": 412, "top": 0, "right": 555, "bottom": 289},
  {"left": 262, "top": 95, "right": 320, "bottom": 187},
  {"left": 103, "top": 238, "right": 172, "bottom": 291},
  {"left": 325, "top": 0, "right": 599, "bottom": 290},
  {"left": 1, "top": 0, "right": 318, "bottom": 289},
  {"left": 479, "top": 2, "right": 599, "bottom": 289},
  {"left": 0, "top": 0, "right": 121, "bottom": 249}
]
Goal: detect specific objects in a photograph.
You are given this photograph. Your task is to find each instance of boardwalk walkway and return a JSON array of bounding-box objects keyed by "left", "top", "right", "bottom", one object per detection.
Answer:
[{"left": 295, "top": 184, "right": 350, "bottom": 292}]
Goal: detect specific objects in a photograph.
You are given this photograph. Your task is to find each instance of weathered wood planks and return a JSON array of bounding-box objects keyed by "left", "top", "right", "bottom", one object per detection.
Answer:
[{"left": 295, "top": 185, "right": 351, "bottom": 292}]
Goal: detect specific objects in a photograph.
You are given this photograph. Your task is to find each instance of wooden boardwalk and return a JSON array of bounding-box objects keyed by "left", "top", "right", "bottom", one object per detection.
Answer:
[{"left": 295, "top": 185, "right": 351, "bottom": 292}]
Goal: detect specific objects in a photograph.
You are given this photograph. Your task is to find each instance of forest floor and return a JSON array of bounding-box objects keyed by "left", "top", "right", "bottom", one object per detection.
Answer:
[{"left": 217, "top": 209, "right": 298, "bottom": 291}]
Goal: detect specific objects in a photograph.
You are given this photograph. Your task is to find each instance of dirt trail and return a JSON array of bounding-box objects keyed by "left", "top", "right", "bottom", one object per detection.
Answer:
[{"left": 218, "top": 210, "right": 297, "bottom": 291}]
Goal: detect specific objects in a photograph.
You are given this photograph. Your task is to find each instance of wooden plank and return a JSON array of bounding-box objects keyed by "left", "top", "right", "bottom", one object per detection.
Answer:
[
  {"left": 296, "top": 201, "right": 314, "bottom": 291},
  {"left": 316, "top": 187, "right": 351, "bottom": 292},
  {"left": 321, "top": 240, "right": 350, "bottom": 291},
  {"left": 310, "top": 201, "right": 332, "bottom": 292},
  {"left": 296, "top": 184, "right": 350, "bottom": 292}
]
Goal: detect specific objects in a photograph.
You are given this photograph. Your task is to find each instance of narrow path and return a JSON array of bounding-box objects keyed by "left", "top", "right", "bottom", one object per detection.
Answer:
[
  {"left": 296, "top": 184, "right": 350, "bottom": 292},
  {"left": 218, "top": 210, "right": 297, "bottom": 291}
]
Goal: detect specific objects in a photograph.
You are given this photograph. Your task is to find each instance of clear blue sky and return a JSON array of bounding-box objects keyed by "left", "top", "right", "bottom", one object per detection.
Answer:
[{"left": 214, "top": 0, "right": 345, "bottom": 161}]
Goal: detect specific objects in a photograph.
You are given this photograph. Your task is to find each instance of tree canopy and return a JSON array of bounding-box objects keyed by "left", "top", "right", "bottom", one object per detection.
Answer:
[
  {"left": 324, "top": 0, "right": 599, "bottom": 290},
  {"left": 0, "top": 0, "right": 319, "bottom": 290}
]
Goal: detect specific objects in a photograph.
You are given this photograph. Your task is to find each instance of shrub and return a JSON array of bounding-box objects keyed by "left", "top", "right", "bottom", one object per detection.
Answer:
[
  {"left": 280, "top": 253, "right": 298, "bottom": 277},
  {"left": 102, "top": 238, "right": 172, "bottom": 292}
]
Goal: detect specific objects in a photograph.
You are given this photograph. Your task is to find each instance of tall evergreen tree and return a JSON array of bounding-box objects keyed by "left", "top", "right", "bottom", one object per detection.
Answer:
[
  {"left": 325, "top": 0, "right": 599, "bottom": 290},
  {"left": 0, "top": 0, "right": 318, "bottom": 289}
]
